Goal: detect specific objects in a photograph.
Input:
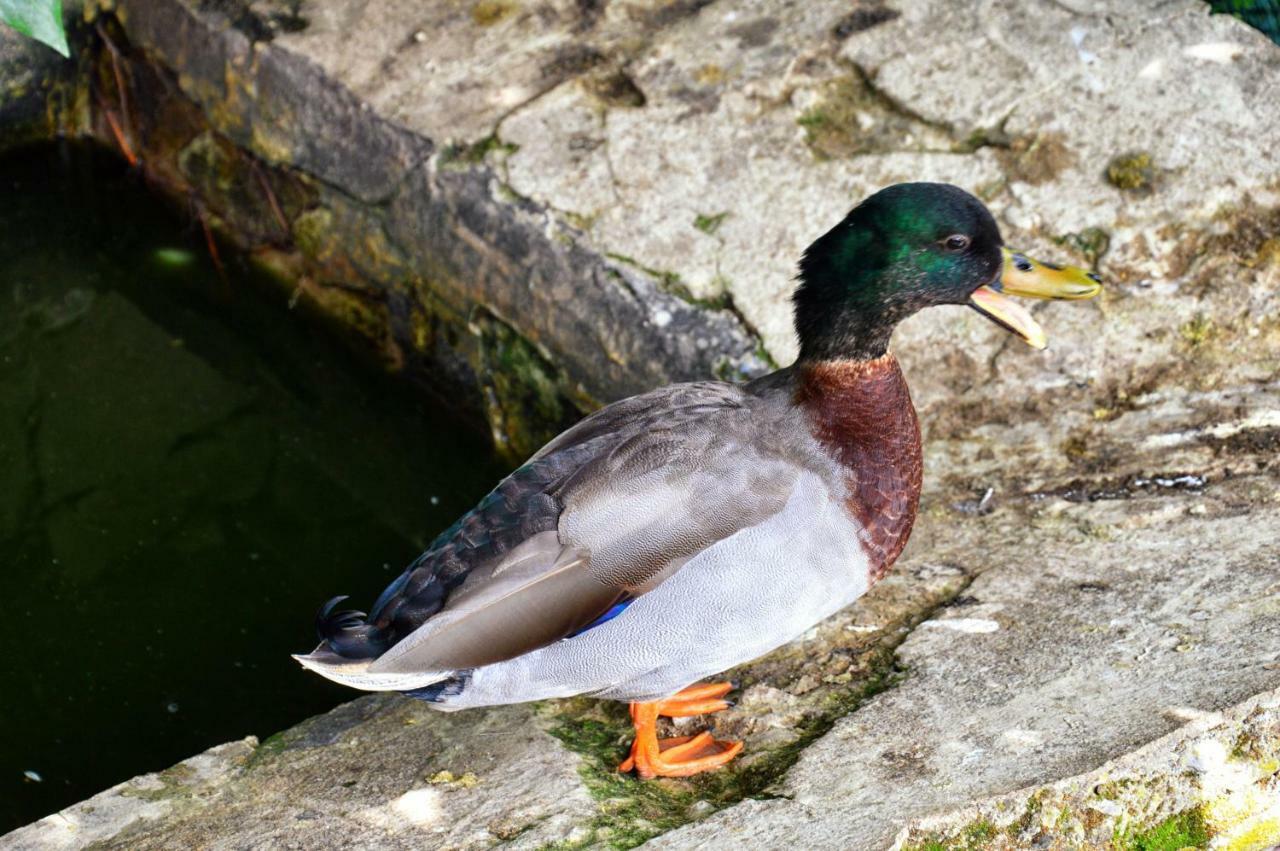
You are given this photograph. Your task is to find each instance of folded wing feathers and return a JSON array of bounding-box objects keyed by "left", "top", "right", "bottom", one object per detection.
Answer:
[
  {"left": 369, "top": 538, "right": 617, "bottom": 675},
  {"left": 302, "top": 379, "right": 769, "bottom": 679}
]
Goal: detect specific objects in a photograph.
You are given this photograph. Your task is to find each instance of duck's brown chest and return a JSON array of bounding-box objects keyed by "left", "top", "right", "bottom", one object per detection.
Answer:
[{"left": 796, "top": 355, "right": 922, "bottom": 582}]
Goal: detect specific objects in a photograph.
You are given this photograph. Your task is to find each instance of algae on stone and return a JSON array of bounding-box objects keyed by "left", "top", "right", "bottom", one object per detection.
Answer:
[{"left": 1106, "top": 151, "right": 1156, "bottom": 193}]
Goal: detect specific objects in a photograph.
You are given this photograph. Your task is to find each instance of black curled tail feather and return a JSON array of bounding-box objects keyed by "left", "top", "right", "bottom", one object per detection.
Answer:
[{"left": 315, "top": 596, "right": 389, "bottom": 659}]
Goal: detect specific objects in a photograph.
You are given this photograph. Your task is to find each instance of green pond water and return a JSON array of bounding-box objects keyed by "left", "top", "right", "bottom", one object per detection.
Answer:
[{"left": 0, "top": 143, "right": 507, "bottom": 832}]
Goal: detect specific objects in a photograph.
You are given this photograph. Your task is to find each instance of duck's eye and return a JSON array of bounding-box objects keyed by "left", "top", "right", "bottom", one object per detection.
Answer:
[{"left": 943, "top": 234, "right": 971, "bottom": 252}]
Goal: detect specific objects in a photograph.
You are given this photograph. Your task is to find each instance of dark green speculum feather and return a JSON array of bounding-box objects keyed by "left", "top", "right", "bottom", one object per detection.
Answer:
[{"left": 793, "top": 183, "right": 1004, "bottom": 362}]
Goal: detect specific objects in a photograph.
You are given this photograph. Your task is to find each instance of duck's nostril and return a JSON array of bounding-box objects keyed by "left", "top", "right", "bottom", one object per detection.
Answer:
[
  {"left": 1013, "top": 256, "right": 1033, "bottom": 273},
  {"left": 1087, "top": 272, "right": 1102, "bottom": 283}
]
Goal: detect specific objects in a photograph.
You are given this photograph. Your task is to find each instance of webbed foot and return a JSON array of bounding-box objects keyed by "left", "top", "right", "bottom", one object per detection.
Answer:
[{"left": 618, "top": 682, "right": 742, "bottom": 778}]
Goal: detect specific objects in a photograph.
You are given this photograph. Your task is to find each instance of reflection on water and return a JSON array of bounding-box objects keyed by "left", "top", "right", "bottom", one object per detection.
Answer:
[{"left": 0, "top": 143, "right": 506, "bottom": 831}]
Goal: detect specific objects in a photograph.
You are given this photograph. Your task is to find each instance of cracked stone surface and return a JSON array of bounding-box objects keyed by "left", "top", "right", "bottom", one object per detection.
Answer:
[
  {"left": 655, "top": 462, "right": 1280, "bottom": 848},
  {"left": 4, "top": 0, "right": 1280, "bottom": 848},
  {"left": 897, "top": 683, "right": 1280, "bottom": 849},
  {"left": 273, "top": 0, "right": 1279, "bottom": 368},
  {"left": 5, "top": 700, "right": 597, "bottom": 850}
]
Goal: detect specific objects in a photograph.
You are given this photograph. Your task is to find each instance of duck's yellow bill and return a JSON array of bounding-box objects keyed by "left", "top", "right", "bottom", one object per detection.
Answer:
[
  {"left": 999, "top": 248, "right": 1102, "bottom": 300},
  {"left": 969, "top": 248, "right": 1103, "bottom": 348},
  {"left": 970, "top": 286, "right": 1048, "bottom": 349}
]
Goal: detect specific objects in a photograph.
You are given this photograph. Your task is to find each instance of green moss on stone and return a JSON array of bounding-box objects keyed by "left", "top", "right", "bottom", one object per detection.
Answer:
[
  {"left": 244, "top": 731, "right": 291, "bottom": 770},
  {"left": 472, "top": 0, "right": 518, "bottom": 27},
  {"left": 662, "top": 278, "right": 731, "bottom": 311},
  {"left": 904, "top": 816, "right": 1000, "bottom": 851},
  {"left": 473, "top": 312, "right": 577, "bottom": 462},
  {"left": 963, "top": 820, "right": 998, "bottom": 844},
  {"left": 1116, "top": 808, "right": 1209, "bottom": 851},
  {"left": 795, "top": 75, "right": 884, "bottom": 160},
  {"left": 1179, "top": 314, "right": 1216, "bottom": 348},
  {"left": 1106, "top": 152, "right": 1155, "bottom": 192},
  {"left": 797, "top": 76, "right": 869, "bottom": 160},
  {"left": 545, "top": 651, "right": 904, "bottom": 850},
  {"left": 562, "top": 210, "right": 599, "bottom": 232},
  {"left": 605, "top": 253, "right": 736, "bottom": 311},
  {"left": 693, "top": 212, "right": 729, "bottom": 235},
  {"left": 1004, "top": 791, "right": 1047, "bottom": 838},
  {"left": 1055, "top": 227, "right": 1111, "bottom": 266},
  {"left": 544, "top": 704, "right": 697, "bottom": 849},
  {"left": 796, "top": 68, "right": 944, "bottom": 159},
  {"left": 291, "top": 208, "right": 335, "bottom": 257},
  {"left": 443, "top": 135, "right": 520, "bottom": 167},
  {"left": 953, "top": 125, "right": 1007, "bottom": 154}
]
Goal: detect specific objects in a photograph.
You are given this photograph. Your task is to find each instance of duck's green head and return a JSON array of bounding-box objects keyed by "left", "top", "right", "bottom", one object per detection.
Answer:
[{"left": 793, "top": 183, "right": 1101, "bottom": 361}]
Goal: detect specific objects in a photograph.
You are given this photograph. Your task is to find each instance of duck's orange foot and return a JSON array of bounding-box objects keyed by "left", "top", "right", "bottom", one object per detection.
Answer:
[{"left": 618, "top": 682, "right": 742, "bottom": 779}]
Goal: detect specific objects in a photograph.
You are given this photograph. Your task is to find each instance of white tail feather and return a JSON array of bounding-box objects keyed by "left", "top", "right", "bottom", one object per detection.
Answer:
[{"left": 292, "top": 647, "right": 450, "bottom": 692}]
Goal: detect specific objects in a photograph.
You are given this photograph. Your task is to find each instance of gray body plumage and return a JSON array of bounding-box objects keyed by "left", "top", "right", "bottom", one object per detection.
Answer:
[{"left": 295, "top": 368, "right": 871, "bottom": 705}]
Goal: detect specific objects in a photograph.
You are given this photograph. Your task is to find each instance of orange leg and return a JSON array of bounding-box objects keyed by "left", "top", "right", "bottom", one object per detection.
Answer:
[{"left": 618, "top": 682, "right": 742, "bottom": 778}]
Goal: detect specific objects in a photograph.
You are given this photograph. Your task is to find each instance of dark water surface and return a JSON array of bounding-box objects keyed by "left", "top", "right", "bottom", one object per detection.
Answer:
[{"left": 0, "top": 144, "right": 506, "bottom": 831}]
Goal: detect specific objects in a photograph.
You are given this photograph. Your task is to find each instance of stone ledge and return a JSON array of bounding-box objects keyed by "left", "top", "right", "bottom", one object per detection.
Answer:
[
  {"left": 5, "top": 699, "right": 597, "bottom": 850},
  {"left": 897, "top": 685, "right": 1280, "bottom": 850},
  {"left": 36, "top": 0, "right": 774, "bottom": 458}
]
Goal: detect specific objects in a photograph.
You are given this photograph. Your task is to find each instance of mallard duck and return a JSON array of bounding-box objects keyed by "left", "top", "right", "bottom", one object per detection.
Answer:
[{"left": 295, "top": 183, "right": 1101, "bottom": 778}]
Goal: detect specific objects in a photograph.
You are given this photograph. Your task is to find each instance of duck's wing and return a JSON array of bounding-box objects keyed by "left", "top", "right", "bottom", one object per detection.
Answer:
[{"left": 301, "top": 379, "right": 804, "bottom": 686}]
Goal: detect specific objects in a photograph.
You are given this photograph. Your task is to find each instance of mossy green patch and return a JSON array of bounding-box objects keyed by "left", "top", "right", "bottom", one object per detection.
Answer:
[
  {"left": 1008, "top": 791, "right": 1046, "bottom": 836},
  {"left": 796, "top": 69, "right": 942, "bottom": 159},
  {"left": 953, "top": 125, "right": 1010, "bottom": 154},
  {"left": 544, "top": 651, "right": 905, "bottom": 850},
  {"left": 1116, "top": 808, "right": 1209, "bottom": 851},
  {"left": 963, "top": 820, "right": 998, "bottom": 844},
  {"left": 428, "top": 769, "right": 481, "bottom": 787},
  {"left": 244, "top": 731, "right": 291, "bottom": 770},
  {"left": 1179, "top": 314, "right": 1216, "bottom": 349},
  {"left": 561, "top": 210, "right": 599, "bottom": 232},
  {"left": 662, "top": 277, "right": 732, "bottom": 311},
  {"left": 471, "top": 0, "right": 518, "bottom": 27},
  {"left": 605, "top": 253, "right": 735, "bottom": 312},
  {"left": 797, "top": 75, "right": 872, "bottom": 160},
  {"left": 442, "top": 135, "right": 520, "bottom": 168},
  {"left": 544, "top": 703, "right": 698, "bottom": 849},
  {"left": 904, "top": 817, "right": 1000, "bottom": 850},
  {"left": 693, "top": 212, "right": 729, "bottom": 235},
  {"left": 152, "top": 247, "right": 197, "bottom": 267},
  {"left": 291, "top": 207, "right": 335, "bottom": 257},
  {"left": 1055, "top": 227, "right": 1112, "bottom": 267},
  {"left": 1106, "top": 152, "right": 1156, "bottom": 192},
  {"left": 473, "top": 311, "right": 579, "bottom": 462}
]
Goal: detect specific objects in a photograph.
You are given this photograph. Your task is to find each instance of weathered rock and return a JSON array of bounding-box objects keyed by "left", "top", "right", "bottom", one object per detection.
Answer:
[
  {"left": 61, "top": 0, "right": 773, "bottom": 458},
  {"left": 2, "top": 0, "right": 1279, "bottom": 848},
  {"left": 655, "top": 454, "right": 1280, "bottom": 848},
  {"left": 899, "top": 684, "right": 1280, "bottom": 850},
  {"left": 5, "top": 698, "right": 596, "bottom": 850}
]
